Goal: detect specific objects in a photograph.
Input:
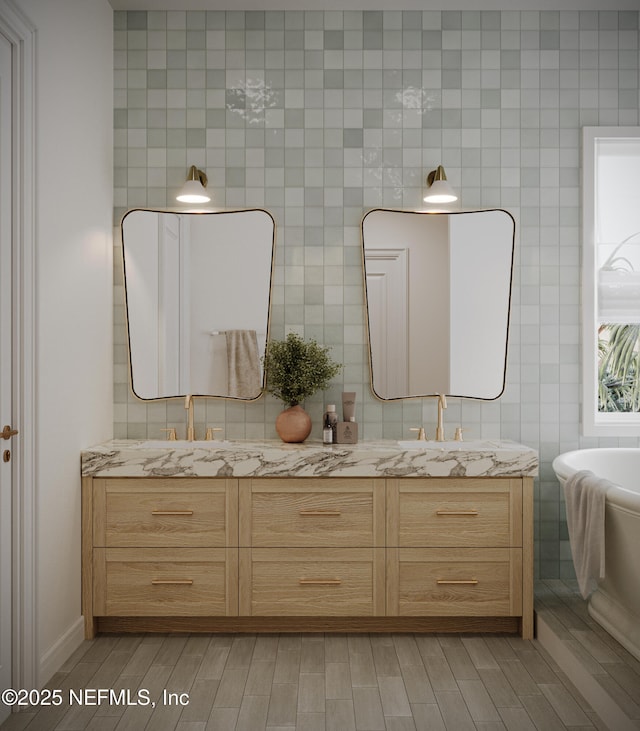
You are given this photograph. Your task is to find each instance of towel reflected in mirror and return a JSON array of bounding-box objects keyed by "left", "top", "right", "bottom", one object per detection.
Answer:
[{"left": 225, "top": 329, "right": 261, "bottom": 399}]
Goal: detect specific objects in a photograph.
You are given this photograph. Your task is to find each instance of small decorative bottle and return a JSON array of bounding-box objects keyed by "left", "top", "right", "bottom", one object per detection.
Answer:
[{"left": 323, "top": 404, "right": 338, "bottom": 444}]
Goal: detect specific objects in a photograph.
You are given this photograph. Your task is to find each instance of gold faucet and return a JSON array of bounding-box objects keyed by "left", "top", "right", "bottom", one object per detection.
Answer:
[
  {"left": 205, "top": 427, "right": 223, "bottom": 441},
  {"left": 435, "top": 393, "right": 447, "bottom": 441},
  {"left": 185, "top": 394, "right": 195, "bottom": 441},
  {"left": 410, "top": 427, "right": 427, "bottom": 441}
]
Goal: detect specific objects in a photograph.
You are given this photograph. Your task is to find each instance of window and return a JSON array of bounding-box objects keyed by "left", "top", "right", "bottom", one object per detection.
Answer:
[{"left": 583, "top": 127, "right": 640, "bottom": 436}]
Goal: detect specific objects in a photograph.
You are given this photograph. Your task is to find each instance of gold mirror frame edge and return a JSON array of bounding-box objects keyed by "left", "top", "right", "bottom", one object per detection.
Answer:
[
  {"left": 360, "top": 207, "right": 516, "bottom": 404},
  {"left": 119, "top": 206, "right": 277, "bottom": 404}
]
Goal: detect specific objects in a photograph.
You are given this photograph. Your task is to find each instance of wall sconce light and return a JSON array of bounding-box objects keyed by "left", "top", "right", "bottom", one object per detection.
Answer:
[
  {"left": 176, "top": 165, "right": 210, "bottom": 203},
  {"left": 423, "top": 165, "right": 458, "bottom": 204}
]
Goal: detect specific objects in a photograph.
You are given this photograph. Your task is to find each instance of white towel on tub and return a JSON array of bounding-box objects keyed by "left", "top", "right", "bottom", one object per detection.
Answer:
[{"left": 563, "top": 469, "right": 610, "bottom": 599}]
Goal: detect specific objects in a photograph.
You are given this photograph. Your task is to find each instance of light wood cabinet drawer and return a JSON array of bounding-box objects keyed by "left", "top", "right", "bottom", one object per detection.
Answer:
[
  {"left": 239, "top": 547, "right": 385, "bottom": 616},
  {"left": 387, "top": 478, "right": 522, "bottom": 547},
  {"left": 92, "top": 478, "right": 238, "bottom": 548},
  {"left": 92, "top": 547, "right": 238, "bottom": 616},
  {"left": 240, "top": 478, "right": 385, "bottom": 547},
  {"left": 387, "top": 547, "right": 522, "bottom": 617},
  {"left": 81, "top": 474, "right": 533, "bottom": 640}
]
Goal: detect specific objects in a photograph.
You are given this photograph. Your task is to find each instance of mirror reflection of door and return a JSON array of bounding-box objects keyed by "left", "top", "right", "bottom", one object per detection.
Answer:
[
  {"left": 362, "top": 209, "right": 515, "bottom": 401},
  {"left": 122, "top": 208, "right": 275, "bottom": 401},
  {"left": 364, "top": 249, "right": 409, "bottom": 398}
]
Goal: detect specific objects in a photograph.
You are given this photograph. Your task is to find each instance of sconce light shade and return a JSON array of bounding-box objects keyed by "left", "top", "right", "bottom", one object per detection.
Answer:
[
  {"left": 423, "top": 165, "right": 458, "bottom": 204},
  {"left": 176, "top": 165, "right": 210, "bottom": 203}
]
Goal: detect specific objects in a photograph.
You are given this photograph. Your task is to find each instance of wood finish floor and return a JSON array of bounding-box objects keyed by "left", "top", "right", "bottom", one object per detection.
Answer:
[
  {"left": 535, "top": 579, "right": 640, "bottom": 731},
  {"left": 1, "top": 621, "right": 611, "bottom": 731}
]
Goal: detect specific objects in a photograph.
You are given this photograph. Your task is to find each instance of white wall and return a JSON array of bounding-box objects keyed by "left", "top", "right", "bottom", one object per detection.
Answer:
[
  {"left": 406, "top": 214, "right": 449, "bottom": 395},
  {"left": 189, "top": 212, "right": 272, "bottom": 395},
  {"left": 17, "top": 0, "right": 114, "bottom": 685},
  {"left": 449, "top": 212, "right": 513, "bottom": 398}
]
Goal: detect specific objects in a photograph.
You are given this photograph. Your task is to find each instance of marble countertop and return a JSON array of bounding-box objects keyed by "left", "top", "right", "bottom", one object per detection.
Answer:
[{"left": 81, "top": 439, "right": 538, "bottom": 479}]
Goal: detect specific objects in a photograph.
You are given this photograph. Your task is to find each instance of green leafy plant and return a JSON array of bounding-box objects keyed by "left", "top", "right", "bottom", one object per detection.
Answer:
[
  {"left": 597, "top": 232, "right": 640, "bottom": 412},
  {"left": 598, "top": 323, "right": 640, "bottom": 412},
  {"left": 263, "top": 333, "right": 342, "bottom": 407}
]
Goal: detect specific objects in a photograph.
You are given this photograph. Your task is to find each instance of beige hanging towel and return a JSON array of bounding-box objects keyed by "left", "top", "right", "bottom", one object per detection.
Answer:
[
  {"left": 225, "top": 329, "right": 261, "bottom": 399},
  {"left": 563, "top": 469, "right": 610, "bottom": 599}
]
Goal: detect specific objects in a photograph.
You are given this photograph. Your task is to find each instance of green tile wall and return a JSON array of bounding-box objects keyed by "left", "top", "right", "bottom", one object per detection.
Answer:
[{"left": 113, "top": 10, "right": 640, "bottom": 579}]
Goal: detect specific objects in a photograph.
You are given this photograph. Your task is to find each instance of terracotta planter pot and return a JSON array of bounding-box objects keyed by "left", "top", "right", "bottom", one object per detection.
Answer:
[{"left": 275, "top": 404, "right": 312, "bottom": 443}]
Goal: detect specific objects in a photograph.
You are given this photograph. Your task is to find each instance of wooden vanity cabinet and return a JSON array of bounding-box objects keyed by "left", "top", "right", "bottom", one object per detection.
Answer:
[
  {"left": 82, "top": 474, "right": 533, "bottom": 639},
  {"left": 238, "top": 478, "right": 385, "bottom": 616},
  {"left": 82, "top": 477, "right": 238, "bottom": 638},
  {"left": 386, "top": 477, "right": 533, "bottom": 639}
]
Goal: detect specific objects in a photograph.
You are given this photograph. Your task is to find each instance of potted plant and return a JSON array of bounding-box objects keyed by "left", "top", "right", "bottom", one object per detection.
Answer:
[{"left": 263, "top": 332, "right": 342, "bottom": 442}]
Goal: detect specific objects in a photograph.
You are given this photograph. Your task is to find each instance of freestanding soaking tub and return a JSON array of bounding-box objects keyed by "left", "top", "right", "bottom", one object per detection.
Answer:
[{"left": 553, "top": 448, "right": 640, "bottom": 661}]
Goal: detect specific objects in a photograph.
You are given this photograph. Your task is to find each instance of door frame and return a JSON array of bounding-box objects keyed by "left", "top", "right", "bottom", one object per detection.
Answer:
[
  {"left": 0, "top": 0, "right": 37, "bottom": 691},
  {"left": 364, "top": 248, "right": 409, "bottom": 399}
]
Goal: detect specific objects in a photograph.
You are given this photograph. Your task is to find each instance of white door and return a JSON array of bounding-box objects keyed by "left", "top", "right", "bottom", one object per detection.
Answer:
[
  {"left": 0, "top": 27, "right": 14, "bottom": 724},
  {"left": 364, "top": 249, "right": 409, "bottom": 399}
]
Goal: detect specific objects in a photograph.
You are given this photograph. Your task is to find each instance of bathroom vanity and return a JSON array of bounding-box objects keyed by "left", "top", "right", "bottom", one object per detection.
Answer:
[{"left": 81, "top": 440, "right": 537, "bottom": 640}]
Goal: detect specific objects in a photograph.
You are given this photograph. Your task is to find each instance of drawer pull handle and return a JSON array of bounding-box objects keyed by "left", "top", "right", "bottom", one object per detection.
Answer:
[
  {"left": 437, "top": 579, "right": 478, "bottom": 585},
  {"left": 151, "top": 510, "right": 194, "bottom": 516},
  {"left": 299, "top": 578, "right": 342, "bottom": 585},
  {"left": 298, "top": 510, "right": 341, "bottom": 516},
  {"left": 151, "top": 579, "right": 194, "bottom": 586},
  {"left": 436, "top": 510, "right": 479, "bottom": 516}
]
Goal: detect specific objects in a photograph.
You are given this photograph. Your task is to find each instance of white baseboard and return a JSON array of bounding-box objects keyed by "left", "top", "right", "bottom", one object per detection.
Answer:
[{"left": 38, "top": 616, "right": 85, "bottom": 687}]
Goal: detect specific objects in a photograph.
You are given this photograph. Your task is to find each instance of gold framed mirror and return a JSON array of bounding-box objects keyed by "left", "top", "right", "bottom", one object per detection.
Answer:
[
  {"left": 121, "top": 208, "right": 276, "bottom": 401},
  {"left": 362, "top": 208, "right": 515, "bottom": 401}
]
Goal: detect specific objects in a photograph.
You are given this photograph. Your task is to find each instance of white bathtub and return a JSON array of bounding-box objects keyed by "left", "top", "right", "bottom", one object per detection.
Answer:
[{"left": 553, "top": 448, "right": 640, "bottom": 660}]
